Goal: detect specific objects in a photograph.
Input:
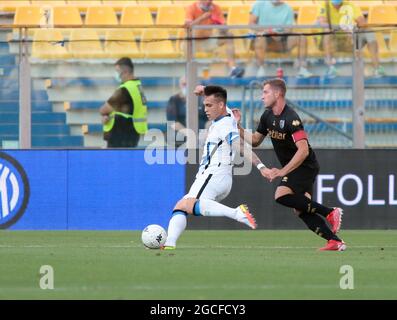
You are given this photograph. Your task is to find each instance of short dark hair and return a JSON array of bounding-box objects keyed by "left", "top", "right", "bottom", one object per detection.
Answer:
[
  {"left": 204, "top": 85, "right": 227, "bottom": 103},
  {"left": 263, "top": 78, "right": 287, "bottom": 97},
  {"left": 115, "top": 57, "right": 134, "bottom": 73}
]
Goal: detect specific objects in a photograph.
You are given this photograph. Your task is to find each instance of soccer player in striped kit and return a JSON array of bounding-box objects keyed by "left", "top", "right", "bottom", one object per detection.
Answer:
[{"left": 162, "top": 85, "right": 267, "bottom": 250}]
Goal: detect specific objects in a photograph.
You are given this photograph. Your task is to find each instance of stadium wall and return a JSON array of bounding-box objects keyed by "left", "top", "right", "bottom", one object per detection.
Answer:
[
  {"left": 1, "top": 150, "right": 396, "bottom": 230},
  {"left": 187, "top": 150, "right": 397, "bottom": 230},
  {"left": 0, "top": 150, "right": 185, "bottom": 230}
]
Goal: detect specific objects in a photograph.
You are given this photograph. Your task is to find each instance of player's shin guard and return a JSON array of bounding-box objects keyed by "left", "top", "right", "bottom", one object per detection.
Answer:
[
  {"left": 275, "top": 194, "right": 333, "bottom": 217},
  {"left": 164, "top": 210, "right": 187, "bottom": 247},
  {"left": 299, "top": 212, "right": 341, "bottom": 241},
  {"left": 196, "top": 199, "right": 237, "bottom": 220}
]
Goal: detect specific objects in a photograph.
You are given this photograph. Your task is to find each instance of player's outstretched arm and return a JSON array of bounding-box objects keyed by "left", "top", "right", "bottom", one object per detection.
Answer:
[
  {"left": 194, "top": 85, "right": 206, "bottom": 96},
  {"left": 269, "top": 139, "right": 309, "bottom": 181},
  {"left": 231, "top": 138, "right": 271, "bottom": 181},
  {"left": 232, "top": 108, "right": 266, "bottom": 147}
]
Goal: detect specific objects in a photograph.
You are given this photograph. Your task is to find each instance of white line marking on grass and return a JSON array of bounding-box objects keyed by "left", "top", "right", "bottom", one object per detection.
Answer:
[{"left": 1, "top": 244, "right": 397, "bottom": 249}]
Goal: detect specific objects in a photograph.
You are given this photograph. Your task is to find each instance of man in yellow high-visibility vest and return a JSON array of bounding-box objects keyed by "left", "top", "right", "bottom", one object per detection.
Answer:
[{"left": 100, "top": 58, "right": 148, "bottom": 148}]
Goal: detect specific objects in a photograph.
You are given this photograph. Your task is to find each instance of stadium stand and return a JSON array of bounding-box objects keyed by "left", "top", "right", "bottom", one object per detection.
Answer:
[
  {"left": 66, "top": 1, "right": 103, "bottom": 12},
  {"left": 137, "top": 0, "right": 173, "bottom": 12},
  {"left": 85, "top": 6, "right": 119, "bottom": 26},
  {"left": 140, "top": 28, "right": 181, "bottom": 59},
  {"left": 367, "top": 4, "right": 397, "bottom": 25},
  {"left": 68, "top": 29, "right": 105, "bottom": 58},
  {"left": 30, "top": 1, "right": 67, "bottom": 6},
  {"left": 0, "top": 1, "right": 30, "bottom": 13},
  {"left": 103, "top": 29, "right": 144, "bottom": 58},
  {"left": 32, "top": 28, "right": 71, "bottom": 59},
  {"left": 52, "top": 6, "right": 83, "bottom": 26},
  {"left": 120, "top": 6, "right": 153, "bottom": 27},
  {"left": 13, "top": 7, "right": 42, "bottom": 26},
  {"left": 1, "top": 0, "right": 397, "bottom": 148}
]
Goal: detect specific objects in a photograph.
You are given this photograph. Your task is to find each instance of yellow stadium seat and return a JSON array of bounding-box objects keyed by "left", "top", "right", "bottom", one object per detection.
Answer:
[
  {"left": 156, "top": 6, "right": 186, "bottom": 26},
  {"left": 156, "top": 5, "right": 185, "bottom": 36},
  {"left": 120, "top": 6, "right": 153, "bottom": 25},
  {"left": 66, "top": 1, "right": 103, "bottom": 11},
  {"left": 0, "top": 1, "right": 30, "bottom": 13},
  {"left": 304, "top": 36, "right": 323, "bottom": 58},
  {"left": 367, "top": 5, "right": 397, "bottom": 25},
  {"left": 13, "top": 7, "right": 51, "bottom": 37},
  {"left": 104, "top": 29, "right": 144, "bottom": 58},
  {"left": 13, "top": 7, "right": 42, "bottom": 26},
  {"left": 102, "top": 1, "right": 138, "bottom": 11},
  {"left": 120, "top": 6, "right": 153, "bottom": 35},
  {"left": 69, "top": 29, "right": 105, "bottom": 58},
  {"left": 30, "top": 1, "right": 67, "bottom": 7},
  {"left": 173, "top": 0, "right": 195, "bottom": 7},
  {"left": 85, "top": 6, "right": 119, "bottom": 25},
  {"left": 297, "top": 5, "right": 319, "bottom": 25},
  {"left": 227, "top": 5, "right": 250, "bottom": 25},
  {"left": 297, "top": 6, "right": 322, "bottom": 58},
  {"left": 136, "top": 1, "right": 173, "bottom": 12},
  {"left": 216, "top": 1, "right": 244, "bottom": 12},
  {"left": 226, "top": 6, "right": 251, "bottom": 59},
  {"left": 53, "top": 6, "right": 83, "bottom": 26},
  {"left": 285, "top": 1, "right": 315, "bottom": 11},
  {"left": 32, "top": 28, "right": 71, "bottom": 59},
  {"left": 351, "top": 1, "right": 383, "bottom": 12},
  {"left": 140, "top": 28, "right": 181, "bottom": 59}
]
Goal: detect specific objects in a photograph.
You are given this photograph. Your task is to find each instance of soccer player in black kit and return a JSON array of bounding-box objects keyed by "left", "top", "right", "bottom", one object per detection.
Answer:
[{"left": 235, "top": 79, "right": 346, "bottom": 251}]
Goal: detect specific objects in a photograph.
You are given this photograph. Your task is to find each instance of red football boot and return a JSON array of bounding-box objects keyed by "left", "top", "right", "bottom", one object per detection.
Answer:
[
  {"left": 318, "top": 239, "right": 346, "bottom": 251},
  {"left": 326, "top": 208, "right": 343, "bottom": 234}
]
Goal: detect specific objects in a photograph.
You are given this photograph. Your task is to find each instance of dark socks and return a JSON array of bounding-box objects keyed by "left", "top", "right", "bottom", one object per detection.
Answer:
[
  {"left": 276, "top": 194, "right": 340, "bottom": 241},
  {"left": 299, "top": 212, "right": 341, "bottom": 241},
  {"left": 276, "top": 194, "right": 333, "bottom": 217}
]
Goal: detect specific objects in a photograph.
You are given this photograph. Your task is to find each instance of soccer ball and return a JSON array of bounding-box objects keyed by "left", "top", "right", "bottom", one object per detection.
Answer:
[{"left": 141, "top": 224, "right": 167, "bottom": 249}]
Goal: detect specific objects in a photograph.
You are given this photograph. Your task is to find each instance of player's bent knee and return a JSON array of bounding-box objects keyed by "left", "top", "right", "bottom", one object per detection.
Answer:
[{"left": 174, "top": 198, "right": 197, "bottom": 215}]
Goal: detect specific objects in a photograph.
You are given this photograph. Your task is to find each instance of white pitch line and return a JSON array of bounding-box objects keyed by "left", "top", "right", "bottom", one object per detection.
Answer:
[{"left": 0, "top": 244, "right": 396, "bottom": 249}]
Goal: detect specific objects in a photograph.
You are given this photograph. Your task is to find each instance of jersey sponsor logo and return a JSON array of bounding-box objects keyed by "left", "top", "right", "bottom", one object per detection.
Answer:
[
  {"left": 267, "top": 129, "right": 286, "bottom": 140},
  {"left": 292, "top": 120, "right": 301, "bottom": 127},
  {"left": 279, "top": 120, "right": 285, "bottom": 129},
  {"left": 0, "top": 152, "right": 30, "bottom": 229}
]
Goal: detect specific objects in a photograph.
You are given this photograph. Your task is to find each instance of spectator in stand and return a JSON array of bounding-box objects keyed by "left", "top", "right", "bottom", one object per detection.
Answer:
[
  {"left": 185, "top": 0, "right": 245, "bottom": 78},
  {"left": 317, "top": 0, "right": 385, "bottom": 78},
  {"left": 250, "top": 0, "right": 313, "bottom": 78}
]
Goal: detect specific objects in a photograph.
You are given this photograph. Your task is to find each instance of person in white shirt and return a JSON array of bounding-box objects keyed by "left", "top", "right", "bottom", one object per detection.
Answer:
[{"left": 162, "top": 85, "right": 271, "bottom": 250}]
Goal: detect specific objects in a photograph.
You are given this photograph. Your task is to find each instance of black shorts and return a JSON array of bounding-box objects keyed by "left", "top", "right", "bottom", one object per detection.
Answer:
[
  {"left": 266, "top": 36, "right": 288, "bottom": 51},
  {"left": 279, "top": 165, "right": 319, "bottom": 196},
  {"left": 251, "top": 36, "right": 289, "bottom": 52}
]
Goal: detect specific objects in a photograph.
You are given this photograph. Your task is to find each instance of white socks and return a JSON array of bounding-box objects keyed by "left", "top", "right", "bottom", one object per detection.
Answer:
[
  {"left": 164, "top": 213, "right": 187, "bottom": 247},
  {"left": 198, "top": 199, "right": 237, "bottom": 220},
  {"left": 165, "top": 200, "right": 239, "bottom": 248}
]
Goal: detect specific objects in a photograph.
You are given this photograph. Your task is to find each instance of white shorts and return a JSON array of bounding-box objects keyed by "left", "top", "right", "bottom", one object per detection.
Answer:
[{"left": 184, "top": 173, "right": 232, "bottom": 202}]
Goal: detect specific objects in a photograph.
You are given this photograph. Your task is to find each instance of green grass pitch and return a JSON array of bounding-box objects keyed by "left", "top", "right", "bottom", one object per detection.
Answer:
[{"left": 0, "top": 230, "right": 396, "bottom": 299}]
